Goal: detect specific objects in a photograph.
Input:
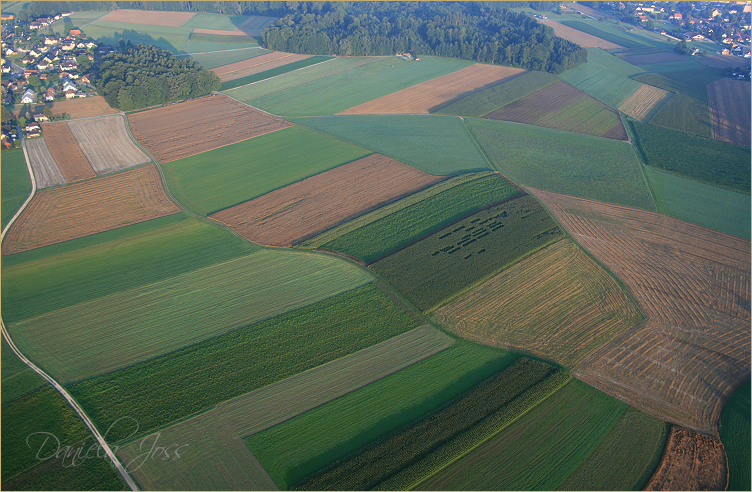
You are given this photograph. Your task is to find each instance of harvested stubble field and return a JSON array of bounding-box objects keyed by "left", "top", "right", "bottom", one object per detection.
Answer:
[
  {"left": 40, "top": 123, "right": 96, "bottom": 182},
  {"left": 617, "top": 83, "right": 673, "bottom": 122},
  {"left": 2, "top": 164, "right": 179, "bottom": 255},
  {"left": 483, "top": 80, "right": 625, "bottom": 140},
  {"left": 30, "top": 96, "right": 119, "bottom": 120},
  {"left": 127, "top": 94, "right": 292, "bottom": 162},
  {"left": 211, "top": 51, "right": 312, "bottom": 82},
  {"left": 531, "top": 189, "right": 751, "bottom": 435},
  {"left": 708, "top": 78, "right": 751, "bottom": 147},
  {"left": 67, "top": 115, "right": 150, "bottom": 174},
  {"left": 23, "top": 137, "right": 66, "bottom": 189},
  {"left": 541, "top": 19, "right": 623, "bottom": 48},
  {"left": 644, "top": 426, "right": 727, "bottom": 490},
  {"left": 621, "top": 51, "right": 688, "bottom": 65},
  {"left": 433, "top": 239, "right": 643, "bottom": 368},
  {"left": 339, "top": 63, "right": 525, "bottom": 114},
  {"left": 211, "top": 154, "right": 445, "bottom": 247},
  {"left": 98, "top": 8, "right": 196, "bottom": 26}
]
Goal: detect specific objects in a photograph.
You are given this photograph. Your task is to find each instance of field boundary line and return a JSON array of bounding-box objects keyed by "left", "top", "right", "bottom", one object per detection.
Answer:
[
  {"left": 176, "top": 46, "right": 266, "bottom": 57},
  {"left": 623, "top": 118, "right": 658, "bottom": 212}
]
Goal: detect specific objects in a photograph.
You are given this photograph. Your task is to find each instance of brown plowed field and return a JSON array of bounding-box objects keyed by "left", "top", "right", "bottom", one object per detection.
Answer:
[
  {"left": 127, "top": 94, "right": 293, "bottom": 163},
  {"left": 644, "top": 426, "right": 727, "bottom": 491},
  {"left": 99, "top": 9, "right": 195, "bottom": 26},
  {"left": 41, "top": 122, "right": 96, "bottom": 182},
  {"left": 621, "top": 51, "right": 688, "bottom": 65},
  {"left": 67, "top": 115, "right": 151, "bottom": 174},
  {"left": 600, "top": 121, "right": 629, "bottom": 140},
  {"left": 708, "top": 78, "right": 751, "bottom": 147},
  {"left": 2, "top": 165, "right": 180, "bottom": 255},
  {"left": 22, "top": 96, "right": 119, "bottom": 120},
  {"left": 339, "top": 63, "right": 525, "bottom": 114},
  {"left": 541, "top": 20, "right": 623, "bottom": 48},
  {"left": 210, "top": 154, "right": 445, "bottom": 247},
  {"left": 433, "top": 239, "right": 643, "bottom": 368},
  {"left": 211, "top": 52, "right": 311, "bottom": 82},
  {"left": 531, "top": 188, "right": 750, "bottom": 435},
  {"left": 618, "top": 84, "right": 673, "bottom": 122},
  {"left": 484, "top": 80, "right": 584, "bottom": 124}
]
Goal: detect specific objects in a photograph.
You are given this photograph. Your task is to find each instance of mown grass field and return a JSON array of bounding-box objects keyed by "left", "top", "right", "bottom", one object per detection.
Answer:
[
  {"left": 245, "top": 339, "right": 521, "bottom": 489},
  {"left": 558, "top": 20, "right": 647, "bottom": 49},
  {"left": 1, "top": 337, "right": 45, "bottom": 404},
  {"left": 78, "top": 20, "right": 191, "bottom": 53},
  {"left": 187, "top": 47, "right": 269, "bottom": 69},
  {"left": 467, "top": 117, "right": 656, "bottom": 210},
  {"left": 320, "top": 173, "right": 521, "bottom": 262},
  {"left": 1, "top": 386, "right": 126, "bottom": 490},
  {"left": 8, "top": 250, "right": 372, "bottom": 383},
  {"left": 1, "top": 148, "right": 31, "bottom": 230},
  {"left": 2, "top": 213, "right": 257, "bottom": 323},
  {"left": 417, "top": 379, "right": 627, "bottom": 490},
  {"left": 184, "top": 34, "right": 260, "bottom": 53},
  {"left": 644, "top": 166, "right": 750, "bottom": 239},
  {"left": 69, "top": 284, "right": 416, "bottom": 441},
  {"left": 293, "top": 359, "right": 569, "bottom": 491},
  {"left": 631, "top": 120, "right": 750, "bottom": 194},
  {"left": 719, "top": 379, "right": 751, "bottom": 492},
  {"left": 556, "top": 407, "right": 669, "bottom": 490},
  {"left": 179, "top": 13, "right": 255, "bottom": 30},
  {"left": 291, "top": 115, "right": 490, "bottom": 175},
  {"left": 161, "top": 125, "right": 372, "bottom": 216},
  {"left": 371, "top": 194, "right": 563, "bottom": 312},
  {"left": 219, "top": 56, "right": 333, "bottom": 90}
]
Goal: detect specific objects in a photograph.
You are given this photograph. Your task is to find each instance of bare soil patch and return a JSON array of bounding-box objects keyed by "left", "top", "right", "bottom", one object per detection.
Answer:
[
  {"left": 531, "top": 188, "right": 751, "bottom": 435},
  {"left": 211, "top": 154, "right": 445, "bottom": 247},
  {"left": 67, "top": 115, "right": 151, "bottom": 174},
  {"left": 484, "top": 80, "right": 584, "bottom": 124},
  {"left": 192, "top": 28, "right": 249, "bottom": 36},
  {"left": 644, "top": 426, "right": 727, "bottom": 491},
  {"left": 211, "top": 52, "right": 311, "bottom": 82},
  {"left": 618, "top": 84, "right": 673, "bottom": 122},
  {"left": 541, "top": 20, "right": 622, "bottom": 48},
  {"left": 621, "top": 51, "right": 688, "bottom": 65},
  {"left": 20, "top": 96, "right": 119, "bottom": 121},
  {"left": 127, "top": 94, "right": 293, "bottom": 163},
  {"left": 339, "top": 63, "right": 525, "bottom": 114},
  {"left": 99, "top": 9, "right": 195, "bottom": 27},
  {"left": 708, "top": 78, "right": 751, "bottom": 147},
  {"left": 41, "top": 122, "right": 95, "bottom": 182},
  {"left": 23, "top": 137, "right": 66, "bottom": 189},
  {"left": 2, "top": 165, "right": 180, "bottom": 255}
]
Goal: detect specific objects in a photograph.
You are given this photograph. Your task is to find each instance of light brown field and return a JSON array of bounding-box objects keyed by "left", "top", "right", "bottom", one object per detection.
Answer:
[
  {"left": 23, "top": 137, "right": 66, "bottom": 189},
  {"left": 2, "top": 165, "right": 180, "bottom": 255},
  {"left": 41, "top": 122, "right": 96, "bottom": 182},
  {"left": 211, "top": 154, "right": 445, "bottom": 247},
  {"left": 193, "top": 28, "right": 249, "bottom": 36},
  {"left": 127, "top": 94, "right": 293, "bottom": 163},
  {"left": 644, "top": 426, "right": 727, "bottom": 491},
  {"left": 99, "top": 9, "right": 195, "bottom": 26},
  {"left": 531, "top": 188, "right": 751, "bottom": 435},
  {"left": 211, "top": 52, "right": 311, "bottom": 82},
  {"left": 28, "top": 96, "right": 119, "bottom": 120},
  {"left": 433, "top": 239, "right": 643, "bottom": 368},
  {"left": 339, "top": 63, "right": 525, "bottom": 114},
  {"left": 67, "top": 115, "right": 151, "bottom": 174},
  {"left": 540, "top": 19, "right": 622, "bottom": 48},
  {"left": 708, "top": 78, "right": 751, "bottom": 147},
  {"left": 618, "top": 84, "right": 673, "bottom": 122}
]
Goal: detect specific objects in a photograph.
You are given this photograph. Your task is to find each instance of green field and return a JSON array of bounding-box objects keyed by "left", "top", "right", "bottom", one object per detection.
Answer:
[
  {"left": 631, "top": 120, "right": 750, "bottom": 194},
  {"left": 226, "top": 56, "right": 473, "bottom": 116},
  {"left": 644, "top": 166, "right": 750, "bottom": 239},
  {"left": 1, "top": 148, "right": 31, "bottom": 230},
  {"left": 2, "top": 213, "right": 258, "bottom": 322},
  {"left": 719, "top": 379, "right": 751, "bottom": 492},
  {"left": 291, "top": 115, "right": 491, "bottom": 175},
  {"left": 8, "top": 249, "right": 372, "bottom": 383},
  {"left": 179, "top": 13, "right": 255, "bottom": 30},
  {"left": 371, "top": 194, "right": 563, "bottom": 312},
  {"left": 556, "top": 407, "right": 669, "bottom": 490},
  {"left": 187, "top": 47, "right": 270, "bottom": 69},
  {"left": 647, "top": 92, "right": 712, "bottom": 137},
  {"left": 559, "top": 20, "right": 648, "bottom": 49},
  {"left": 78, "top": 20, "right": 191, "bottom": 53},
  {"left": 557, "top": 48, "right": 643, "bottom": 108},
  {"left": 293, "top": 359, "right": 568, "bottom": 491},
  {"left": 467, "top": 118, "right": 656, "bottom": 210},
  {"left": 1, "top": 337, "right": 45, "bottom": 404},
  {"left": 321, "top": 173, "right": 521, "bottom": 262},
  {"left": 245, "top": 340, "right": 521, "bottom": 489},
  {"left": 219, "top": 56, "right": 334, "bottom": 91},
  {"left": 68, "top": 284, "right": 416, "bottom": 441},
  {"left": 50, "top": 10, "right": 110, "bottom": 32},
  {"left": 184, "top": 34, "right": 260, "bottom": 53},
  {"left": 1, "top": 386, "right": 127, "bottom": 490},
  {"left": 161, "top": 125, "right": 371, "bottom": 216},
  {"left": 635, "top": 59, "right": 705, "bottom": 73},
  {"left": 417, "top": 379, "right": 627, "bottom": 490},
  {"left": 634, "top": 68, "right": 723, "bottom": 102},
  {"left": 435, "top": 70, "right": 559, "bottom": 117}
]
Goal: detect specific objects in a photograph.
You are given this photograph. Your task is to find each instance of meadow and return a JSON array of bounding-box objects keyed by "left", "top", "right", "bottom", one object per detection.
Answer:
[
  {"left": 245, "top": 340, "right": 521, "bottom": 489},
  {"left": 219, "top": 56, "right": 333, "bottom": 90},
  {"left": 371, "top": 195, "right": 563, "bottom": 312},
  {"left": 1, "top": 337, "right": 45, "bottom": 404},
  {"left": 1, "top": 148, "right": 31, "bottom": 230},
  {"left": 320, "top": 173, "right": 521, "bottom": 262},
  {"left": 161, "top": 125, "right": 372, "bottom": 216},
  {"left": 466, "top": 117, "right": 656, "bottom": 210},
  {"left": 8, "top": 249, "right": 372, "bottom": 383},
  {"left": 76, "top": 21, "right": 191, "bottom": 53},
  {"left": 2, "top": 213, "right": 257, "bottom": 322},
  {"left": 68, "top": 284, "right": 416, "bottom": 441},
  {"left": 291, "top": 115, "right": 490, "bottom": 175},
  {"left": 187, "top": 47, "right": 269, "bottom": 69},
  {"left": 558, "top": 21, "right": 647, "bottom": 49},
  {"left": 719, "top": 380, "right": 751, "bottom": 491}
]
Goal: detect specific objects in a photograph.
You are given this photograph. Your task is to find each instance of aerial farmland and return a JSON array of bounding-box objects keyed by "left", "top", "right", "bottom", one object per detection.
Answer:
[{"left": 1, "top": 1, "right": 749, "bottom": 491}]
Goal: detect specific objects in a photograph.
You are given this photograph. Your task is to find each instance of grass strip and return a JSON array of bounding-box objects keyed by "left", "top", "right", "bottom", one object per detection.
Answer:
[{"left": 220, "top": 56, "right": 334, "bottom": 90}]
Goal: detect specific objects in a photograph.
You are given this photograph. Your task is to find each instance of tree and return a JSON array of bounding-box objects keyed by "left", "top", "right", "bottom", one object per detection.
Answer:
[
  {"left": 1, "top": 106, "right": 12, "bottom": 122},
  {"left": 43, "top": 106, "right": 53, "bottom": 120},
  {"left": 28, "top": 75, "right": 42, "bottom": 88},
  {"left": 674, "top": 39, "right": 690, "bottom": 55},
  {"left": 76, "top": 54, "right": 92, "bottom": 72},
  {"left": 18, "top": 116, "right": 27, "bottom": 128}
]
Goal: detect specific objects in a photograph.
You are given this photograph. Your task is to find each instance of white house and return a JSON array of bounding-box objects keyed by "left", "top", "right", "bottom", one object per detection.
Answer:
[{"left": 21, "top": 88, "right": 36, "bottom": 103}]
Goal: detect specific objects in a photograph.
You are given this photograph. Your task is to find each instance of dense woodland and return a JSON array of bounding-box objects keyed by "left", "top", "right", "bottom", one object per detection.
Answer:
[{"left": 95, "top": 45, "right": 221, "bottom": 110}]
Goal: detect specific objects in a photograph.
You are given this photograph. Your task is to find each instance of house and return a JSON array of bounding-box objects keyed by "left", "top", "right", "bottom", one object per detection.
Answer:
[
  {"left": 69, "top": 29, "right": 82, "bottom": 37},
  {"left": 60, "top": 40, "right": 75, "bottom": 51},
  {"left": 21, "top": 88, "right": 36, "bottom": 103},
  {"left": 80, "top": 73, "right": 92, "bottom": 84},
  {"left": 32, "top": 112, "right": 48, "bottom": 121},
  {"left": 693, "top": 34, "right": 706, "bottom": 40},
  {"left": 1, "top": 14, "right": 15, "bottom": 21},
  {"left": 44, "top": 87, "right": 56, "bottom": 101},
  {"left": 28, "top": 21, "right": 42, "bottom": 30},
  {"left": 23, "top": 69, "right": 39, "bottom": 79},
  {"left": 65, "top": 88, "right": 76, "bottom": 99},
  {"left": 670, "top": 12, "right": 682, "bottom": 19},
  {"left": 637, "top": 14, "right": 649, "bottom": 22},
  {"left": 20, "top": 54, "right": 35, "bottom": 64},
  {"left": 28, "top": 47, "right": 42, "bottom": 57},
  {"left": 721, "top": 48, "right": 732, "bottom": 55},
  {"left": 1, "top": 133, "right": 12, "bottom": 148},
  {"left": 25, "top": 128, "right": 41, "bottom": 138},
  {"left": 37, "top": 59, "right": 50, "bottom": 70},
  {"left": 60, "top": 60, "right": 77, "bottom": 71},
  {"left": 62, "top": 80, "right": 76, "bottom": 92},
  {"left": 45, "top": 36, "right": 58, "bottom": 45},
  {"left": 5, "top": 47, "right": 15, "bottom": 56}
]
